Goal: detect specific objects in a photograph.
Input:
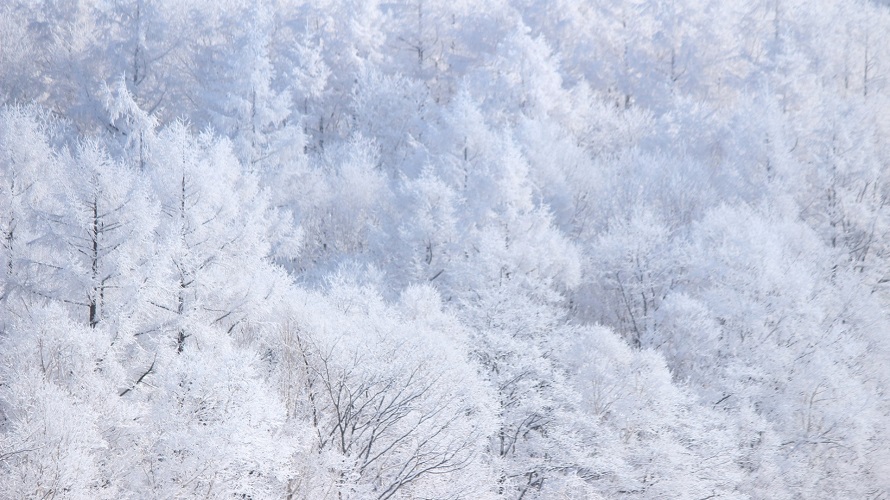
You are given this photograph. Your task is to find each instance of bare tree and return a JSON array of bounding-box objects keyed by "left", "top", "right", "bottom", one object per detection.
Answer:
[{"left": 280, "top": 305, "right": 486, "bottom": 499}]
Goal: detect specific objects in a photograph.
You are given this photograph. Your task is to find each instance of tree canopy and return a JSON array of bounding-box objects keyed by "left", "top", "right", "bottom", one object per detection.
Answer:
[{"left": 1, "top": 0, "right": 890, "bottom": 498}]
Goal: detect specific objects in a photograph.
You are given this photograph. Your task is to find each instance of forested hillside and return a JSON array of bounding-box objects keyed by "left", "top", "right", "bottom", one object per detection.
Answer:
[{"left": 2, "top": 1, "right": 890, "bottom": 498}]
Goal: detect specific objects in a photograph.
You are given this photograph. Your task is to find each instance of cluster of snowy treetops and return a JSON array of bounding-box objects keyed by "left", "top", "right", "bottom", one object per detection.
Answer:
[{"left": 2, "top": 0, "right": 890, "bottom": 498}]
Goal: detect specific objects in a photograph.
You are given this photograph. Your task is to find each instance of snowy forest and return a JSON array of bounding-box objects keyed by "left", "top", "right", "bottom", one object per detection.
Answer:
[{"left": 1, "top": 0, "right": 890, "bottom": 498}]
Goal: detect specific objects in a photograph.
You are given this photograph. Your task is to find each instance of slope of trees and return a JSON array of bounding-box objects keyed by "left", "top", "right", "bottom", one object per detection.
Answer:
[{"left": 2, "top": 0, "right": 890, "bottom": 498}]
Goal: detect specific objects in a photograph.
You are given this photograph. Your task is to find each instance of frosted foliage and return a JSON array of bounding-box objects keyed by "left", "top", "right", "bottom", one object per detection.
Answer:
[
  {"left": 2, "top": 0, "right": 890, "bottom": 498},
  {"left": 565, "top": 326, "right": 745, "bottom": 499},
  {"left": 0, "top": 306, "right": 131, "bottom": 499},
  {"left": 127, "top": 332, "right": 291, "bottom": 498},
  {"left": 44, "top": 140, "right": 157, "bottom": 330},
  {"left": 294, "top": 136, "right": 388, "bottom": 273},
  {"left": 0, "top": 107, "right": 59, "bottom": 319}
]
